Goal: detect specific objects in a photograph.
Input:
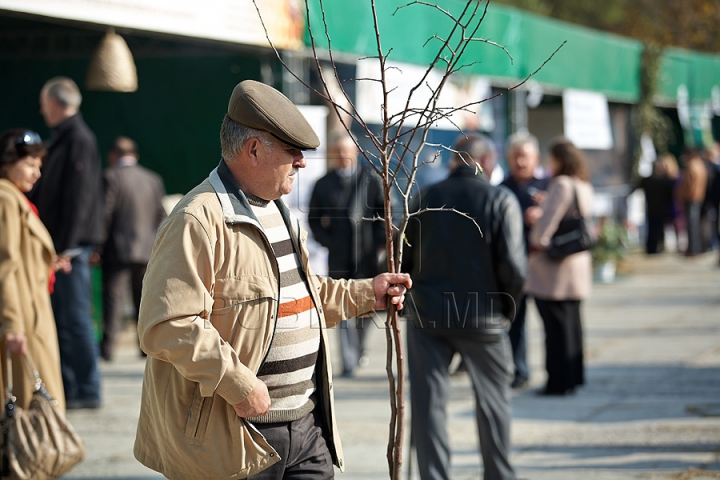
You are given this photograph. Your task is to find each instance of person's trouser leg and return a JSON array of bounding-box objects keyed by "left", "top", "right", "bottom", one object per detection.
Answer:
[
  {"left": 535, "top": 298, "right": 584, "bottom": 393},
  {"left": 507, "top": 295, "right": 528, "bottom": 383},
  {"left": 52, "top": 246, "right": 100, "bottom": 402},
  {"left": 646, "top": 216, "right": 665, "bottom": 254},
  {"left": 248, "top": 409, "right": 334, "bottom": 480},
  {"left": 407, "top": 326, "right": 454, "bottom": 480},
  {"left": 686, "top": 202, "right": 703, "bottom": 255},
  {"left": 564, "top": 300, "right": 584, "bottom": 388},
  {"left": 101, "top": 262, "right": 129, "bottom": 361},
  {"left": 131, "top": 263, "right": 148, "bottom": 354},
  {"left": 534, "top": 298, "right": 566, "bottom": 393},
  {"left": 457, "top": 336, "right": 515, "bottom": 480},
  {"left": 338, "top": 319, "right": 361, "bottom": 375},
  {"left": 130, "top": 263, "right": 146, "bottom": 318}
]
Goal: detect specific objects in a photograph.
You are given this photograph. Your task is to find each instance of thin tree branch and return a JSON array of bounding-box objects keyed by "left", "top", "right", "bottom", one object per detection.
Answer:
[{"left": 408, "top": 206, "right": 484, "bottom": 237}]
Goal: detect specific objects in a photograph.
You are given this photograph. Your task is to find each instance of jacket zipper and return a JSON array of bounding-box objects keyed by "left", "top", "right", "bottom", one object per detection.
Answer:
[{"left": 255, "top": 226, "right": 281, "bottom": 374}]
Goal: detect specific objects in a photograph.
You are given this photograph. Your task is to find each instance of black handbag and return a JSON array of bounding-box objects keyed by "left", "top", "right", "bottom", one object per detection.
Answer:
[{"left": 545, "top": 182, "right": 594, "bottom": 260}]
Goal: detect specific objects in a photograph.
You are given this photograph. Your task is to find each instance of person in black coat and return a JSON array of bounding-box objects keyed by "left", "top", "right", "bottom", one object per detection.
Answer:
[
  {"left": 402, "top": 133, "right": 525, "bottom": 480},
  {"left": 308, "top": 133, "right": 385, "bottom": 376},
  {"left": 100, "top": 137, "right": 167, "bottom": 361},
  {"left": 29, "top": 76, "right": 103, "bottom": 409},
  {"left": 637, "top": 158, "right": 676, "bottom": 254}
]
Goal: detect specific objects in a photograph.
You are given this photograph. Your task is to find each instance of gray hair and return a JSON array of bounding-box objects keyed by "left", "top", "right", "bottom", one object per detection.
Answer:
[
  {"left": 452, "top": 133, "right": 496, "bottom": 166},
  {"left": 507, "top": 131, "right": 539, "bottom": 153},
  {"left": 219, "top": 115, "right": 273, "bottom": 161},
  {"left": 327, "top": 130, "right": 357, "bottom": 149},
  {"left": 43, "top": 77, "right": 82, "bottom": 109}
]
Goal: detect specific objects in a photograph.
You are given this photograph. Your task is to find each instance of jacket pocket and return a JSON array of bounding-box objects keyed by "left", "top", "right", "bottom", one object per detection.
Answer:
[
  {"left": 184, "top": 384, "right": 214, "bottom": 444},
  {"left": 211, "top": 276, "right": 277, "bottom": 336}
]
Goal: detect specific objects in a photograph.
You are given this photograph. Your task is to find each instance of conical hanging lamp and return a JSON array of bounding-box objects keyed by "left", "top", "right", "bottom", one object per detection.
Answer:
[{"left": 86, "top": 28, "right": 138, "bottom": 92}]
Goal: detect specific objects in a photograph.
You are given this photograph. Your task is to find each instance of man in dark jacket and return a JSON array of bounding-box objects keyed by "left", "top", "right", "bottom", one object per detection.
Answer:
[
  {"left": 403, "top": 133, "right": 525, "bottom": 480},
  {"left": 308, "top": 132, "right": 385, "bottom": 376},
  {"left": 637, "top": 160, "right": 675, "bottom": 254},
  {"left": 100, "top": 137, "right": 166, "bottom": 361},
  {"left": 501, "top": 132, "right": 548, "bottom": 389},
  {"left": 30, "top": 76, "right": 103, "bottom": 409}
]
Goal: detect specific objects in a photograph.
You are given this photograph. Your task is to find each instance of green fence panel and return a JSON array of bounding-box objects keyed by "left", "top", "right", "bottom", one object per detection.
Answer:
[{"left": 0, "top": 53, "right": 266, "bottom": 195}]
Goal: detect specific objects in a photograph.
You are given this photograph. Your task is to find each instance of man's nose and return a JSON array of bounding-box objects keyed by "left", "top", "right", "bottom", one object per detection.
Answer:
[{"left": 294, "top": 152, "right": 306, "bottom": 169}]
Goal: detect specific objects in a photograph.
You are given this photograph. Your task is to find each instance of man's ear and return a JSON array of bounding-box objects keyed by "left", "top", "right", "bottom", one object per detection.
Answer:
[{"left": 244, "top": 137, "right": 261, "bottom": 167}]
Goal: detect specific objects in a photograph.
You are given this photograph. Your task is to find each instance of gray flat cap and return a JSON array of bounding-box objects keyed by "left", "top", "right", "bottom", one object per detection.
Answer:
[{"left": 228, "top": 80, "right": 320, "bottom": 150}]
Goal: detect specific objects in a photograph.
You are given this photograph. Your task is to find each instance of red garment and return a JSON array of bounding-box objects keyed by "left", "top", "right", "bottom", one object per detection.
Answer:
[{"left": 25, "top": 196, "right": 56, "bottom": 293}]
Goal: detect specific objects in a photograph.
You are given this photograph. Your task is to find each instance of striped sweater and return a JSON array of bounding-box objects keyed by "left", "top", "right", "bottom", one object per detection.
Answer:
[{"left": 246, "top": 199, "right": 321, "bottom": 423}]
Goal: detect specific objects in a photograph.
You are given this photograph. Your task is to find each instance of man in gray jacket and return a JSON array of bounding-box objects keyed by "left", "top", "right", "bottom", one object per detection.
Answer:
[
  {"left": 100, "top": 137, "right": 166, "bottom": 361},
  {"left": 402, "top": 133, "right": 525, "bottom": 480}
]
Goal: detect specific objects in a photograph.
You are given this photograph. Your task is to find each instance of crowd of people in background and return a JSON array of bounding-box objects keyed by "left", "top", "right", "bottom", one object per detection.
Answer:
[
  {"left": 2, "top": 75, "right": 720, "bottom": 480},
  {"left": 637, "top": 144, "right": 720, "bottom": 259},
  {"left": 1, "top": 77, "right": 166, "bottom": 414}
]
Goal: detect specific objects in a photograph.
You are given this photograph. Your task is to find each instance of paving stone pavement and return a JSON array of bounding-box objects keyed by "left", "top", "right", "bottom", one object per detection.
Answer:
[{"left": 62, "top": 251, "right": 720, "bottom": 479}]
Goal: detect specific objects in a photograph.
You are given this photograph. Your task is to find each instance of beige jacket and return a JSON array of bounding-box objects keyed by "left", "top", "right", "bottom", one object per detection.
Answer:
[
  {"left": 524, "top": 175, "right": 594, "bottom": 301},
  {"left": 0, "top": 179, "right": 65, "bottom": 412},
  {"left": 133, "top": 163, "right": 376, "bottom": 479}
]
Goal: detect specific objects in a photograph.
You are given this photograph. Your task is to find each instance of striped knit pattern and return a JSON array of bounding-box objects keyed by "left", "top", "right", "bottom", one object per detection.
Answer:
[{"left": 247, "top": 201, "right": 321, "bottom": 424}]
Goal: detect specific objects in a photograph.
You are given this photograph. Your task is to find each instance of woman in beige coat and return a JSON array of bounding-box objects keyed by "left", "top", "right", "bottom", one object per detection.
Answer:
[
  {"left": 0, "top": 129, "right": 65, "bottom": 412},
  {"left": 525, "top": 137, "right": 594, "bottom": 396}
]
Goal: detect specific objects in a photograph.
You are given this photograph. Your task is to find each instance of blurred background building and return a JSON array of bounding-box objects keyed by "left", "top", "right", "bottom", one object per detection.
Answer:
[{"left": 1, "top": 0, "right": 719, "bottom": 220}]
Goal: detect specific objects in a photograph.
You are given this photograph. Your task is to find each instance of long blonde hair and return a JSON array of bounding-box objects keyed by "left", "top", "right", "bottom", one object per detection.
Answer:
[{"left": 658, "top": 153, "right": 679, "bottom": 179}]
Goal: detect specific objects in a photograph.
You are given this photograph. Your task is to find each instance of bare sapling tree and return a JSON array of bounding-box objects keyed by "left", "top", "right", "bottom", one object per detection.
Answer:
[{"left": 252, "top": 0, "right": 564, "bottom": 477}]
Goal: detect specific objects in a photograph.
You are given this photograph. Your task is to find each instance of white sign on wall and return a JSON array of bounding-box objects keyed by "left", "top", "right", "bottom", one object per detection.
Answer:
[
  {"left": 355, "top": 58, "right": 495, "bottom": 131},
  {"left": 562, "top": 89, "right": 614, "bottom": 150}
]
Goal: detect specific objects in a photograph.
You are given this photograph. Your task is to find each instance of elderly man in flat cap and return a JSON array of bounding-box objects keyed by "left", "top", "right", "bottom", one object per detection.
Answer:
[{"left": 133, "top": 80, "right": 410, "bottom": 480}]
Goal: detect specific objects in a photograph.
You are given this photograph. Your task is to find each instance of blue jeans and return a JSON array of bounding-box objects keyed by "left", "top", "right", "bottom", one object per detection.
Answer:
[
  {"left": 507, "top": 295, "right": 528, "bottom": 382},
  {"left": 51, "top": 245, "right": 101, "bottom": 402}
]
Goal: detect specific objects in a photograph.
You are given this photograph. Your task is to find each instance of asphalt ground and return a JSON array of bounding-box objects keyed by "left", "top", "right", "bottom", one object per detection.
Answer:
[{"left": 63, "top": 251, "right": 720, "bottom": 479}]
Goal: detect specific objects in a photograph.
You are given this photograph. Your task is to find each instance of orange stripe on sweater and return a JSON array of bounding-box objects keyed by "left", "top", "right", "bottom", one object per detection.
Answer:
[{"left": 278, "top": 295, "right": 315, "bottom": 319}]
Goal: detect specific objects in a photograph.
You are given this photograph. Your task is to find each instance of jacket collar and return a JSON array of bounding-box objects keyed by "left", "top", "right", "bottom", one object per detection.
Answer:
[
  {"left": 0, "top": 178, "right": 32, "bottom": 215},
  {"left": 50, "top": 112, "right": 84, "bottom": 143},
  {"left": 208, "top": 160, "right": 299, "bottom": 239},
  {"left": 450, "top": 164, "right": 489, "bottom": 183},
  {"left": 209, "top": 160, "right": 261, "bottom": 228},
  {"left": 0, "top": 179, "right": 55, "bottom": 254}
]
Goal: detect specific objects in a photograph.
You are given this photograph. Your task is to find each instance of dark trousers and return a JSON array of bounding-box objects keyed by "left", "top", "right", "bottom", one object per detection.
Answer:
[
  {"left": 248, "top": 409, "right": 334, "bottom": 479},
  {"left": 51, "top": 245, "right": 101, "bottom": 402},
  {"left": 101, "top": 262, "right": 146, "bottom": 360},
  {"left": 407, "top": 327, "right": 515, "bottom": 480},
  {"left": 685, "top": 202, "right": 703, "bottom": 255},
  {"left": 507, "top": 295, "right": 528, "bottom": 382},
  {"left": 338, "top": 317, "right": 370, "bottom": 375},
  {"left": 534, "top": 298, "right": 584, "bottom": 394},
  {"left": 646, "top": 215, "right": 666, "bottom": 254}
]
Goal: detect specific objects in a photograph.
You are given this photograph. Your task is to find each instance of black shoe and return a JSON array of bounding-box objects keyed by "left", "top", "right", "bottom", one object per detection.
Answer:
[
  {"left": 536, "top": 386, "right": 575, "bottom": 397},
  {"left": 66, "top": 398, "right": 102, "bottom": 410},
  {"left": 511, "top": 376, "right": 529, "bottom": 390}
]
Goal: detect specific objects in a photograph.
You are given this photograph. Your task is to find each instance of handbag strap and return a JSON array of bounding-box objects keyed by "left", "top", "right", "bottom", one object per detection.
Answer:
[
  {"left": 564, "top": 179, "right": 585, "bottom": 221},
  {"left": 4, "top": 348, "right": 45, "bottom": 403}
]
